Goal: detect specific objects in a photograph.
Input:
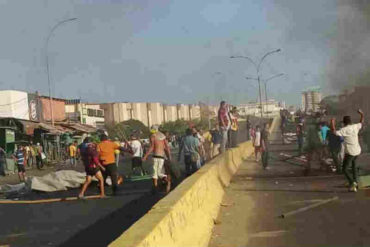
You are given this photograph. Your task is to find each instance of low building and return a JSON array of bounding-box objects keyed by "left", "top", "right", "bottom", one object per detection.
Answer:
[{"left": 65, "top": 100, "right": 105, "bottom": 128}]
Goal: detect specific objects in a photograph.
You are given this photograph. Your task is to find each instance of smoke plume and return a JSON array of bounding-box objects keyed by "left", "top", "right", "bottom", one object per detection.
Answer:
[{"left": 328, "top": 0, "right": 370, "bottom": 92}]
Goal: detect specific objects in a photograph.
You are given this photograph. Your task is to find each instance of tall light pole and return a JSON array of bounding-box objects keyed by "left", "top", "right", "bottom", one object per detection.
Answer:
[
  {"left": 45, "top": 17, "right": 77, "bottom": 126},
  {"left": 263, "top": 73, "right": 284, "bottom": 117},
  {"left": 231, "top": 49, "right": 281, "bottom": 118}
]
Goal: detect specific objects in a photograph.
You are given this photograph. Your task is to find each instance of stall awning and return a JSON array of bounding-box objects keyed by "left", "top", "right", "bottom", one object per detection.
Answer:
[{"left": 17, "top": 120, "right": 40, "bottom": 136}]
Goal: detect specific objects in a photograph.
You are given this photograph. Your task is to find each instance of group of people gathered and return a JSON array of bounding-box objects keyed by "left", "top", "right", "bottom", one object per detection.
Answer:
[{"left": 296, "top": 109, "right": 365, "bottom": 192}]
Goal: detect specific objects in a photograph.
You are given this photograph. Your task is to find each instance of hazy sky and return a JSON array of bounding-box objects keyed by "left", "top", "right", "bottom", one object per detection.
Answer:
[{"left": 0, "top": 0, "right": 340, "bottom": 105}]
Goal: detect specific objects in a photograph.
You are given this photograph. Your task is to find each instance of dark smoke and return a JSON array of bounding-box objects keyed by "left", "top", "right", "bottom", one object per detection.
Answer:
[{"left": 328, "top": 0, "right": 370, "bottom": 91}]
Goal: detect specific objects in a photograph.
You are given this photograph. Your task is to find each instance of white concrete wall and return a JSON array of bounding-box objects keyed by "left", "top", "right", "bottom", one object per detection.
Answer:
[{"left": 0, "top": 90, "right": 29, "bottom": 120}]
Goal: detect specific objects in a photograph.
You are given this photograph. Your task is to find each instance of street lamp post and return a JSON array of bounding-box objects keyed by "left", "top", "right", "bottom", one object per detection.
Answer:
[
  {"left": 231, "top": 49, "right": 281, "bottom": 118},
  {"left": 45, "top": 18, "right": 77, "bottom": 126},
  {"left": 263, "top": 73, "right": 284, "bottom": 117}
]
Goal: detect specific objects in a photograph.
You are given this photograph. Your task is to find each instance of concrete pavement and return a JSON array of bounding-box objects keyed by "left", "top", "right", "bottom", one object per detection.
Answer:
[{"left": 209, "top": 121, "right": 370, "bottom": 247}]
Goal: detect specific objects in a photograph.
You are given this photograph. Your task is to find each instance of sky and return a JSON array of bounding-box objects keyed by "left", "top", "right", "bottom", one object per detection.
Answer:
[{"left": 0, "top": 0, "right": 342, "bottom": 106}]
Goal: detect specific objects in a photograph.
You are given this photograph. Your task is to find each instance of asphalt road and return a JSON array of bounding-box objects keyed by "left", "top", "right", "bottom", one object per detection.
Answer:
[{"left": 0, "top": 149, "right": 185, "bottom": 247}]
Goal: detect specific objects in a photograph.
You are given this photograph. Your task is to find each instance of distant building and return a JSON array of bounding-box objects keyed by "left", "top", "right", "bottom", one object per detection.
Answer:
[
  {"left": 65, "top": 99, "right": 105, "bottom": 128},
  {"left": 101, "top": 102, "right": 202, "bottom": 127},
  {"left": 302, "top": 87, "right": 322, "bottom": 113},
  {"left": 238, "top": 100, "right": 284, "bottom": 117}
]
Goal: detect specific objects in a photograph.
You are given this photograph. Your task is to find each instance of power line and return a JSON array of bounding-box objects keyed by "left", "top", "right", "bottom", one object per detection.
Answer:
[{"left": 0, "top": 97, "right": 28, "bottom": 107}]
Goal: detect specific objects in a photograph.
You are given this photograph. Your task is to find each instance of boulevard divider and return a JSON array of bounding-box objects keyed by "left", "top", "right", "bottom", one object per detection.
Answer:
[{"left": 109, "top": 117, "right": 278, "bottom": 247}]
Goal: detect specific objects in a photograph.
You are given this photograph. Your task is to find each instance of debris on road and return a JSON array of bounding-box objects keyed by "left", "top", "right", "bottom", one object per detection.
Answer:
[{"left": 279, "top": 196, "right": 339, "bottom": 218}]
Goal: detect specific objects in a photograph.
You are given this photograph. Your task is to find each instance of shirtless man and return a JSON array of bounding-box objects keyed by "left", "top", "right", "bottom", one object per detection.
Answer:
[{"left": 143, "top": 125, "right": 172, "bottom": 193}]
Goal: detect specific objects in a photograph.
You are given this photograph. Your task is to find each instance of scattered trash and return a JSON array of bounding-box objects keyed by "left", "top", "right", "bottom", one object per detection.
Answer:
[
  {"left": 275, "top": 181, "right": 279, "bottom": 185},
  {"left": 221, "top": 203, "right": 234, "bottom": 207},
  {"left": 250, "top": 230, "right": 287, "bottom": 238}
]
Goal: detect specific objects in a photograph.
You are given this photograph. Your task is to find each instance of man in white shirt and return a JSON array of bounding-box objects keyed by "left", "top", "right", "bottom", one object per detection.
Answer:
[
  {"left": 331, "top": 109, "right": 364, "bottom": 192},
  {"left": 129, "top": 135, "right": 145, "bottom": 176}
]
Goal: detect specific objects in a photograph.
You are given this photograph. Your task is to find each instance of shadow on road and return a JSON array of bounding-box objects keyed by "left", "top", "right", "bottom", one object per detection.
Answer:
[{"left": 59, "top": 192, "right": 163, "bottom": 247}]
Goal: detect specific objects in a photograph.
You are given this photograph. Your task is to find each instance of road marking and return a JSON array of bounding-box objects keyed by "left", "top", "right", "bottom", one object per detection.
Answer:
[
  {"left": 250, "top": 230, "right": 287, "bottom": 238},
  {"left": 0, "top": 195, "right": 109, "bottom": 204},
  {"left": 280, "top": 196, "right": 339, "bottom": 218},
  {"left": 289, "top": 199, "right": 325, "bottom": 205}
]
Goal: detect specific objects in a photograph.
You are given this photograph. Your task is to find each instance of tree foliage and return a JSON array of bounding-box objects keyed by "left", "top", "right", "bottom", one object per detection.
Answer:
[{"left": 106, "top": 119, "right": 150, "bottom": 140}]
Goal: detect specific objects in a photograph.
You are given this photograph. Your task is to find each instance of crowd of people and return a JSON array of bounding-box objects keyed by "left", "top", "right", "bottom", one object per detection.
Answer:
[{"left": 295, "top": 109, "right": 366, "bottom": 192}]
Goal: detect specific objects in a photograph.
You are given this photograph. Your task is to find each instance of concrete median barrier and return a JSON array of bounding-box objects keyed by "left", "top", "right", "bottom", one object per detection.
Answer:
[{"left": 109, "top": 140, "right": 255, "bottom": 247}]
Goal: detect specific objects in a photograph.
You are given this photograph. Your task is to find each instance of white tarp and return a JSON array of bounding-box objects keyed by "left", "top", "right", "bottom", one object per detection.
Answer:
[
  {"left": 31, "top": 170, "right": 87, "bottom": 192},
  {"left": 0, "top": 170, "right": 112, "bottom": 194}
]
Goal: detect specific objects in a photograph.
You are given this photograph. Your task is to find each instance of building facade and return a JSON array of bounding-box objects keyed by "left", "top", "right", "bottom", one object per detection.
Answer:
[
  {"left": 101, "top": 102, "right": 202, "bottom": 126},
  {"left": 238, "top": 100, "right": 284, "bottom": 117},
  {"left": 65, "top": 100, "right": 105, "bottom": 127},
  {"left": 302, "top": 88, "right": 322, "bottom": 113}
]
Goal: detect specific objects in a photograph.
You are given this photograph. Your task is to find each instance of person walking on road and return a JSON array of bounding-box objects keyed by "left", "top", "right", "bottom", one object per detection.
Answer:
[
  {"left": 261, "top": 123, "right": 270, "bottom": 169},
  {"left": 331, "top": 109, "right": 364, "bottom": 192},
  {"left": 327, "top": 127, "right": 344, "bottom": 174},
  {"left": 35, "top": 143, "right": 44, "bottom": 169},
  {"left": 0, "top": 147, "right": 6, "bottom": 176},
  {"left": 130, "top": 134, "right": 146, "bottom": 176},
  {"left": 253, "top": 125, "right": 262, "bottom": 162},
  {"left": 297, "top": 122, "right": 304, "bottom": 156},
  {"left": 79, "top": 139, "right": 105, "bottom": 199},
  {"left": 114, "top": 137, "right": 121, "bottom": 168},
  {"left": 13, "top": 145, "right": 26, "bottom": 182},
  {"left": 246, "top": 117, "right": 251, "bottom": 141},
  {"left": 69, "top": 141, "right": 77, "bottom": 167},
  {"left": 143, "top": 125, "right": 172, "bottom": 194},
  {"left": 304, "top": 123, "right": 323, "bottom": 176},
  {"left": 97, "top": 134, "right": 121, "bottom": 195},
  {"left": 178, "top": 128, "right": 201, "bottom": 177},
  {"left": 218, "top": 101, "right": 230, "bottom": 153}
]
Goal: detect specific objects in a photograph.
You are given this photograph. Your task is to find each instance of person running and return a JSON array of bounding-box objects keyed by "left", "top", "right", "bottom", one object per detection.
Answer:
[
  {"left": 261, "top": 123, "right": 270, "bottom": 169},
  {"left": 97, "top": 134, "right": 121, "bottom": 195},
  {"left": 178, "top": 128, "right": 200, "bottom": 177},
  {"left": 78, "top": 139, "right": 105, "bottom": 199},
  {"left": 69, "top": 141, "right": 77, "bottom": 167},
  {"left": 130, "top": 134, "right": 145, "bottom": 176},
  {"left": 13, "top": 145, "right": 26, "bottom": 182},
  {"left": 143, "top": 125, "right": 172, "bottom": 193},
  {"left": 253, "top": 125, "right": 262, "bottom": 162},
  {"left": 218, "top": 101, "right": 230, "bottom": 153},
  {"left": 331, "top": 109, "right": 364, "bottom": 192}
]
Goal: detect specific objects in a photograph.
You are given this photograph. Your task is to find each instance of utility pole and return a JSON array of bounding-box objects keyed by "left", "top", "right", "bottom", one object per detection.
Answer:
[
  {"left": 45, "top": 18, "right": 77, "bottom": 126},
  {"left": 230, "top": 49, "right": 281, "bottom": 119}
]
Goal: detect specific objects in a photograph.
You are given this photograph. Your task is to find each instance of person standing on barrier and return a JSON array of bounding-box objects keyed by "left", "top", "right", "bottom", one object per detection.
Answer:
[
  {"left": 178, "top": 128, "right": 200, "bottom": 177},
  {"left": 331, "top": 109, "right": 364, "bottom": 192},
  {"left": 218, "top": 101, "right": 230, "bottom": 153},
  {"left": 297, "top": 122, "right": 304, "bottom": 156},
  {"left": 143, "top": 125, "right": 172, "bottom": 194},
  {"left": 261, "top": 123, "right": 270, "bottom": 169},
  {"left": 230, "top": 107, "right": 239, "bottom": 148},
  {"left": 211, "top": 126, "right": 222, "bottom": 158}
]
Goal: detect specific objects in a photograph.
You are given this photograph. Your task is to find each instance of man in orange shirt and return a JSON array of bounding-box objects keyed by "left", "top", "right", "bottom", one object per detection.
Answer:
[{"left": 97, "top": 134, "right": 121, "bottom": 195}]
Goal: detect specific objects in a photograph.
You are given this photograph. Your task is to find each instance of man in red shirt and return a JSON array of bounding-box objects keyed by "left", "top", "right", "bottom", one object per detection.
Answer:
[{"left": 218, "top": 101, "right": 230, "bottom": 153}]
